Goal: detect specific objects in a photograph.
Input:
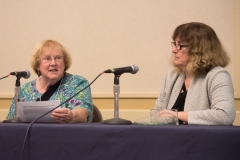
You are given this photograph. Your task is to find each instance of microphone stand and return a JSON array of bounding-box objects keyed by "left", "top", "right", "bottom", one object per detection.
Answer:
[
  {"left": 3, "top": 76, "right": 22, "bottom": 123},
  {"left": 101, "top": 74, "right": 132, "bottom": 125}
]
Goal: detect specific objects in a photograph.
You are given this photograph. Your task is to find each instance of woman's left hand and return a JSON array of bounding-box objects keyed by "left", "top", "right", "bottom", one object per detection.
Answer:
[
  {"left": 51, "top": 108, "right": 75, "bottom": 123},
  {"left": 156, "top": 109, "right": 176, "bottom": 117},
  {"left": 156, "top": 109, "right": 188, "bottom": 123}
]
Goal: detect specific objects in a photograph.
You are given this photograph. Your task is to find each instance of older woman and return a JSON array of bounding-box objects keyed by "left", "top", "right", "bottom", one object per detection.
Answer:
[
  {"left": 155, "top": 22, "right": 235, "bottom": 125},
  {"left": 7, "top": 40, "right": 93, "bottom": 123}
]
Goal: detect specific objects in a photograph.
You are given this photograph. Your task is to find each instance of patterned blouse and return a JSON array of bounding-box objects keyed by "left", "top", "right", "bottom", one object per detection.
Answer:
[{"left": 7, "top": 73, "right": 93, "bottom": 122}]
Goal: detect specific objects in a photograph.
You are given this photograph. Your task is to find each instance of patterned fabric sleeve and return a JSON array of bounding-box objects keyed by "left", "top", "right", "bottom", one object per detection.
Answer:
[
  {"left": 7, "top": 82, "right": 35, "bottom": 119},
  {"left": 7, "top": 99, "right": 16, "bottom": 119},
  {"left": 57, "top": 74, "right": 93, "bottom": 122},
  {"left": 6, "top": 73, "right": 93, "bottom": 122}
]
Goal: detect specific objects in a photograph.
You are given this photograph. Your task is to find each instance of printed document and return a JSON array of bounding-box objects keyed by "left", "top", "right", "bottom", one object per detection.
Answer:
[{"left": 17, "top": 100, "right": 60, "bottom": 122}]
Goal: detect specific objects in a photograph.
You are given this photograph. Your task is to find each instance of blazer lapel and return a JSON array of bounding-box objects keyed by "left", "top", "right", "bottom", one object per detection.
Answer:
[{"left": 167, "top": 73, "right": 185, "bottom": 109}]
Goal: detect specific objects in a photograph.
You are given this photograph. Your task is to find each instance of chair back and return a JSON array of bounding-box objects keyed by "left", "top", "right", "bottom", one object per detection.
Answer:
[{"left": 92, "top": 104, "right": 103, "bottom": 122}]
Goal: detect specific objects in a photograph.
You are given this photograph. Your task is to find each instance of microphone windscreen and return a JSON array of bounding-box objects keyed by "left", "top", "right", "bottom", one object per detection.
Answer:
[
  {"left": 24, "top": 70, "right": 31, "bottom": 79},
  {"left": 131, "top": 64, "right": 139, "bottom": 74}
]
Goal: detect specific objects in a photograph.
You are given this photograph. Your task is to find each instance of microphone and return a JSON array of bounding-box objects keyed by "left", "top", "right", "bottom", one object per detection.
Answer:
[
  {"left": 104, "top": 64, "right": 139, "bottom": 74},
  {"left": 10, "top": 70, "right": 31, "bottom": 79}
]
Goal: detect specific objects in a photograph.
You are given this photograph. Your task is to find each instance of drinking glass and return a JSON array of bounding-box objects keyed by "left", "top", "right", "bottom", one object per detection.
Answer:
[{"left": 150, "top": 109, "right": 179, "bottom": 125}]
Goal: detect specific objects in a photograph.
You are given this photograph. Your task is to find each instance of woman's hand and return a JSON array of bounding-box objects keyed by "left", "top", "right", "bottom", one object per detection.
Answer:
[
  {"left": 156, "top": 109, "right": 188, "bottom": 123},
  {"left": 156, "top": 109, "right": 176, "bottom": 117},
  {"left": 51, "top": 108, "right": 75, "bottom": 123}
]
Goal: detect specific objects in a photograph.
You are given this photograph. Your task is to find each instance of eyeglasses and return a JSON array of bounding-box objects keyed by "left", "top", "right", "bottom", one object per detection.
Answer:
[
  {"left": 171, "top": 42, "right": 188, "bottom": 50},
  {"left": 38, "top": 56, "right": 64, "bottom": 63}
]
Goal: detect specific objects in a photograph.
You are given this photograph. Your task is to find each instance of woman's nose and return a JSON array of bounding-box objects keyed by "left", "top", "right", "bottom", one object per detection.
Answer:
[
  {"left": 49, "top": 58, "right": 57, "bottom": 65},
  {"left": 172, "top": 46, "right": 178, "bottom": 54}
]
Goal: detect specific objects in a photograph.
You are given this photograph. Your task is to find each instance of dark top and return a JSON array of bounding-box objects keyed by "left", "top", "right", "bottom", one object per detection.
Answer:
[{"left": 172, "top": 83, "right": 187, "bottom": 124}]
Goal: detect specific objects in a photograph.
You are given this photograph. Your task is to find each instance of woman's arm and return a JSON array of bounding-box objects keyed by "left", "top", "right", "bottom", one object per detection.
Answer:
[
  {"left": 60, "top": 74, "right": 93, "bottom": 123},
  {"left": 188, "top": 70, "right": 235, "bottom": 125},
  {"left": 51, "top": 107, "right": 88, "bottom": 123},
  {"left": 156, "top": 109, "right": 188, "bottom": 123},
  {"left": 178, "top": 111, "right": 188, "bottom": 123}
]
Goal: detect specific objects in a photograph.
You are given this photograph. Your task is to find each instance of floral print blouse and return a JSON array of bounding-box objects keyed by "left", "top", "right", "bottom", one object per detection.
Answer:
[{"left": 7, "top": 73, "right": 93, "bottom": 122}]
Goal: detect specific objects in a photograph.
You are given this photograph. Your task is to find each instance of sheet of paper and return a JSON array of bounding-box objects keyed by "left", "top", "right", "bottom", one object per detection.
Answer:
[{"left": 17, "top": 100, "right": 60, "bottom": 123}]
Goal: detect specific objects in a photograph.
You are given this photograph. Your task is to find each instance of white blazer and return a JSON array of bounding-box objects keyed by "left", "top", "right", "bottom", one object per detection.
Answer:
[{"left": 155, "top": 67, "right": 235, "bottom": 125}]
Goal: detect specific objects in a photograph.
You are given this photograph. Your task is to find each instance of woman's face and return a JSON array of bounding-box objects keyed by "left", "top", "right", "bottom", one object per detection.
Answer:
[
  {"left": 172, "top": 37, "right": 189, "bottom": 70},
  {"left": 38, "top": 46, "right": 65, "bottom": 82}
]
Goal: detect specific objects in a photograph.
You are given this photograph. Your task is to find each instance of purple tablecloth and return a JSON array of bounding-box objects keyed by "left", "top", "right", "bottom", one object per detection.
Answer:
[{"left": 0, "top": 123, "right": 240, "bottom": 160}]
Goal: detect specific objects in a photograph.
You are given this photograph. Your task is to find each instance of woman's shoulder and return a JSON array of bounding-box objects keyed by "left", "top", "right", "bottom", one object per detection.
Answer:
[
  {"left": 205, "top": 67, "right": 233, "bottom": 85},
  {"left": 207, "top": 66, "right": 231, "bottom": 77},
  {"left": 165, "top": 69, "right": 181, "bottom": 79},
  {"left": 64, "top": 73, "right": 89, "bottom": 83},
  {"left": 21, "top": 79, "right": 36, "bottom": 88}
]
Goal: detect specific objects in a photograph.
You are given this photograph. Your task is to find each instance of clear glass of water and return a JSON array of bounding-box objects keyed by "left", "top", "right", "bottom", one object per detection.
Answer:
[{"left": 150, "top": 109, "right": 179, "bottom": 125}]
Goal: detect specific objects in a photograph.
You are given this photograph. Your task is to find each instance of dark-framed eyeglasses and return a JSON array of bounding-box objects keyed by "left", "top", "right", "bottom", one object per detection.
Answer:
[{"left": 171, "top": 42, "right": 188, "bottom": 50}]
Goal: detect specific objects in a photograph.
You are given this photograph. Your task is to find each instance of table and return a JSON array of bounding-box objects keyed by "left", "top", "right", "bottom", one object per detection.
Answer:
[{"left": 0, "top": 123, "right": 240, "bottom": 160}]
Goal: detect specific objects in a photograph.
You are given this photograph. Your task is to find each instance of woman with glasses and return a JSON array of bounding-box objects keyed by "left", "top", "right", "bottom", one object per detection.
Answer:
[
  {"left": 155, "top": 22, "right": 235, "bottom": 125},
  {"left": 7, "top": 40, "right": 93, "bottom": 123}
]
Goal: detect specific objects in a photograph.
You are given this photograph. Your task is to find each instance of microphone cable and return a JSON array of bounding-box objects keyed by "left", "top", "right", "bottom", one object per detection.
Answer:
[
  {"left": 0, "top": 74, "right": 11, "bottom": 80},
  {"left": 20, "top": 72, "right": 104, "bottom": 160}
]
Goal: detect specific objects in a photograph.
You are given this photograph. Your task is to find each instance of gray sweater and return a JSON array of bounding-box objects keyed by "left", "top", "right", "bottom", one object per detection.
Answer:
[{"left": 155, "top": 67, "right": 236, "bottom": 125}]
